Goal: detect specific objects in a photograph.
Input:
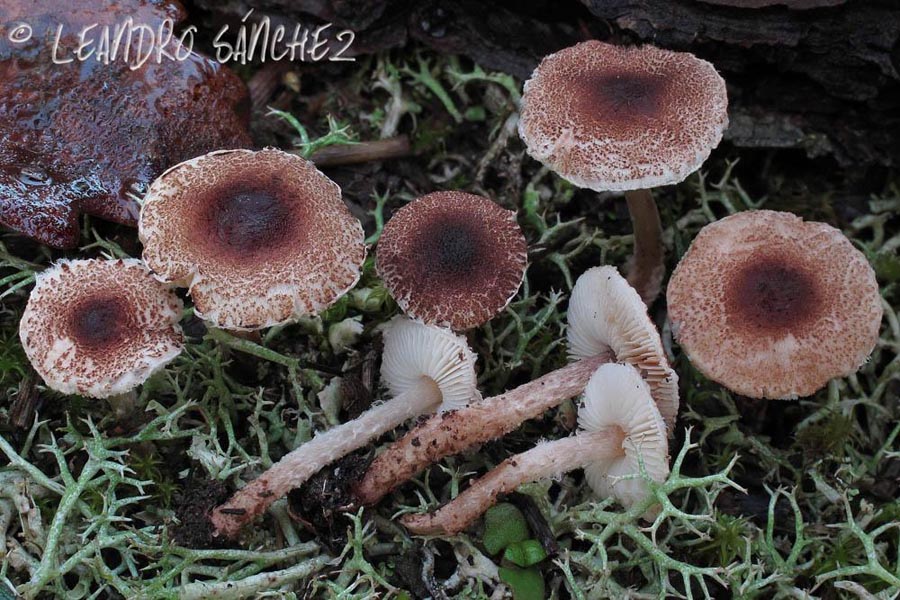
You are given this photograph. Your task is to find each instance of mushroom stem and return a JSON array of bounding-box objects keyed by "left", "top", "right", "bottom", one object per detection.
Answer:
[
  {"left": 623, "top": 189, "right": 665, "bottom": 305},
  {"left": 211, "top": 378, "right": 443, "bottom": 538},
  {"left": 354, "top": 353, "right": 612, "bottom": 506},
  {"left": 401, "top": 427, "right": 625, "bottom": 535}
]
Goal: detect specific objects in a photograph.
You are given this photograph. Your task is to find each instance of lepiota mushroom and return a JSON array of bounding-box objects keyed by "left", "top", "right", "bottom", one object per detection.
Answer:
[
  {"left": 518, "top": 40, "right": 728, "bottom": 303},
  {"left": 354, "top": 266, "right": 678, "bottom": 506},
  {"left": 210, "top": 316, "right": 478, "bottom": 538},
  {"left": 0, "top": 0, "right": 250, "bottom": 248},
  {"left": 667, "top": 210, "right": 883, "bottom": 399},
  {"left": 139, "top": 148, "right": 365, "bottom": 331},
  {"left": 401, "top": 363, "right": 669, "bottom": 535},
  {"left": 377, "top": 191, "right": 528, "bottom": 330},
  {"left": 18, "top": 259, "right": 183, "bottom": 409}
]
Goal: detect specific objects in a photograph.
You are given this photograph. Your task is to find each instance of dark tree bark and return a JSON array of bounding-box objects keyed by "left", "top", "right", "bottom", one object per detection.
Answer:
[{"left": 191, "top": 0, "right": 900, "bottom": 167}]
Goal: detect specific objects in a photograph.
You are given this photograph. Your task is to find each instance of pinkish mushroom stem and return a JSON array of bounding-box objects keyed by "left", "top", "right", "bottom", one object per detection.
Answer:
[
  {"left": 624, "top": 189, "right": 665, "bottom": 305},
  {"left": 211, "top": 378, "right": 443, "bottom": 538},
  {"left": 401, "top": 427, "right": 625, "bottom": 535},
  {"left": 212, "top": 317, "right": 479, "bottom": 538},
  {"left": 353, "top": 353, "right": 611, "bottom": 506},
  {"left": 403, "top": 362, "right": 670, "bottom": 535}
]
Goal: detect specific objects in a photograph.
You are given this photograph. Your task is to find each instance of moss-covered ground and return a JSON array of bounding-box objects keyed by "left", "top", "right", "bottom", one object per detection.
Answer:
[{"left": 1, "top": 48, "right": 898, "bottom": 599}]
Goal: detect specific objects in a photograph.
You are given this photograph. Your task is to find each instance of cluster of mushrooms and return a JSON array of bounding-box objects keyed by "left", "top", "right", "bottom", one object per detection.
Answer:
[{"left": 17, "top": 41, "right": 883, "bottom": 542}]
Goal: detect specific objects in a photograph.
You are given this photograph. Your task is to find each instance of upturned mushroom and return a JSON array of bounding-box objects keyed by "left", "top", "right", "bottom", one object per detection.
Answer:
[
  {"left": 667, "top": 210, "right": 883, "bottom": 399},
  {"left": 377, "top": 191, "right": 528, "bottom": 331},
  {"left": 18, "top": 259, "right": 183, "bottom": 409},
  {"left": 401, "top": 363, "right": 669, "bottom": 535},
  {"left": 210, "top": 316, "right": 478, "bottom": 538},
  {"left": 0, "top": 0, "right": 251, "bottom": 248},
  {"left": 139, "top": 148, "right": 365, "bottom": 331},
  {"left": 354, "top": 266, "right": 678, "bottom": 506},
  {"left": 518, "top": 40, "right": 728, "bottom": 303}
]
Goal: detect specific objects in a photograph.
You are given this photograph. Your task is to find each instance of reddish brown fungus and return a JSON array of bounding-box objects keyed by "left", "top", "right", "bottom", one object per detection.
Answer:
[
  {"left": 667, "top": 210, "right": 883, "bottom": 399},
  {"left": 0, "top": 0, "right": 251, "bottom": 248},
  {"left": 377, "top": 191, "right": 527, "bottom": 330}
]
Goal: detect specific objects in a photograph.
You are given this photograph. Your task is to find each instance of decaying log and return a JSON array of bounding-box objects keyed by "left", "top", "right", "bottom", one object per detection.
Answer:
[{"left": 192, "top": 0, "right": 900, "bottom": 167}]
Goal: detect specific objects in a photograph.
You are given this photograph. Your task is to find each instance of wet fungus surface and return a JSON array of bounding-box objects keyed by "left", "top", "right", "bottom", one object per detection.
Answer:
[
  {"left": 205, "top": 187, "right": 292, "bottom": 255},
  {"left": 667, "top": 210, "right": 883, "bottom": 399},
  {"left": 518, "top": 40, "right": 728, "bottom": 191},
  {"left": 140, "top": 148, "right": 366, "bottom": 331},
  {"left": 19, "top": 259, "right": 184, "bottom": 398},
  {"left": 194, "top": 180, "right": 295, "bottom": 261},
  {"left": 377, "top": 191, "right": 528, "bottom": 330},
  {"left": 0, "top": 0, "right": 251, "bottom": 248}
]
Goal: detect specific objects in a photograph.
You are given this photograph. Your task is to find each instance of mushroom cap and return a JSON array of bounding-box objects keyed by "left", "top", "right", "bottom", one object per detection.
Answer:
[
  {"left": 18, "top": 258, "right": 184, "bottom": 399},
  {"left": 580, "top": 363, "right": 669, "bottom": 509},
  {"left": 518, "top": 40, "right": 728, "bottom": 191},
  {"left": 139, "top": 148, "right": 365, "bottom": 330},
  {"left": 380, "top": 316, "right": 479, "bottom": 412},
  {"left": 376, "top": 191, "right": 527, "bottom": 330},
  {"left": 568, "top": 266, "right": 679, "bottom": 432},
  {"left": 667, "top": 210, "right": 883, "bottom": 399},
  {"left": 0, "top": 0, "right": 250, "bottom": 248}
]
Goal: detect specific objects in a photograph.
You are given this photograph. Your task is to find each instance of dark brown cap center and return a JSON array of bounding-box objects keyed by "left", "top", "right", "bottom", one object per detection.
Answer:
[
  {"left": 420, "top": 221, "right": 482, "bottom": 278},
  {"left": 575, "top": 72, "right": 666, "bottom": 125},
  {"left": 204, "top": 185, "right": 292, "bottom": 255},
  {"left": 726, "top": 258, "right": 819, "bottom": 333},
  {"left": 70, "top": 296, "right": 129, "bottom": 350}
]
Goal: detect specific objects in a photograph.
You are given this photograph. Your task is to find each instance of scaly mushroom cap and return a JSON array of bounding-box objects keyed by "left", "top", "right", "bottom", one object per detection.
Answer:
[
  {"left": 0, "top": 0, "right": 251, "bottom": 248},
  {"left": 139, "top": 148, "right": 365, "bottom": 330},
  {"left": 667, "top": 210, "right": 883, "bottom": 399},
  {"left": 567, "top": 266, "right": 679, "bottom": 431},
  {"left": 381, "top": 316, "right": 479, "bottom": 411},
  {"left": 518, "top": 40, "right": 728, "bottom": 191},
  {"left": 580, "top": 363, "right": 669, "bottom": 509},
  {"left": 19, "top": 259, "right": 183, "bottom": 398},
  {"left": 377, "top": 191, "right": 527, "bottom": 330}
]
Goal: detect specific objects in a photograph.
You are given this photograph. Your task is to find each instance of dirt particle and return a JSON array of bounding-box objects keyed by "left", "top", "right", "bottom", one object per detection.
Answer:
[{"left": 171, "top": 477, "right": 231, "bottom": 549}]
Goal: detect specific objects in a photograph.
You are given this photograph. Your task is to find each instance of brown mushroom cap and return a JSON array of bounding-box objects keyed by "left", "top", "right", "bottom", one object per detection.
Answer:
[
  {"left": 0, "top": 0, "right": 251, "bottom": 248},
  {"left": 18, "top": 259, "right": 184, "bottom": 398},
  {"left": 667, "top": 210, "right": 883, "bottom": 399},
  {"left": 376, "top": 191, "right": 527, "bottom": 330},
  {"left": 518, "top": 40, "right": 728, "bottom": 191},
  {"left": 139, "top": 148, "right": 366, "bottom": 330}
]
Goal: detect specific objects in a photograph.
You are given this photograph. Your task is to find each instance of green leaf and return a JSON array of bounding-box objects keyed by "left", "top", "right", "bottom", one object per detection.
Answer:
[
  {"left": 499, "top": 566, "right": 545, "bottom": 600},
  {"left": 482, "top": 503, "right": 529, "bottom": 555},
  {"left": 504, "top": 539, "right": 547, "bottom": 568}
]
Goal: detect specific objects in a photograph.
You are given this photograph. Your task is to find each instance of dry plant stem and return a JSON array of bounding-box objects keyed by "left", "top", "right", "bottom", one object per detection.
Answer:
[
  {"left": 306, "top": 136, "right": 412, "bottom": 167},
  {"left": 354, "top": 353, "right": 612, "bottom": 505},
  {"left": 211, "top": 379, "right": 442, "bottom": 538},
  {"left": 402, "top": 427, "right": 624, "bottom": 535},
  {"left": 247, "top": 62, "right": 291, "bottom": 113},
  {"left": 624, "top": 189, "right": 665, "bottom": 304}
]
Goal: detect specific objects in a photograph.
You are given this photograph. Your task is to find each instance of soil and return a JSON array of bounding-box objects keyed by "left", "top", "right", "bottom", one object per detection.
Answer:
[
  {"left": 288, "top": 452, "right": 372, "bottom": 552},
  {"left": 171, "top": 477, "right": 232, "bottom": 549}
]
